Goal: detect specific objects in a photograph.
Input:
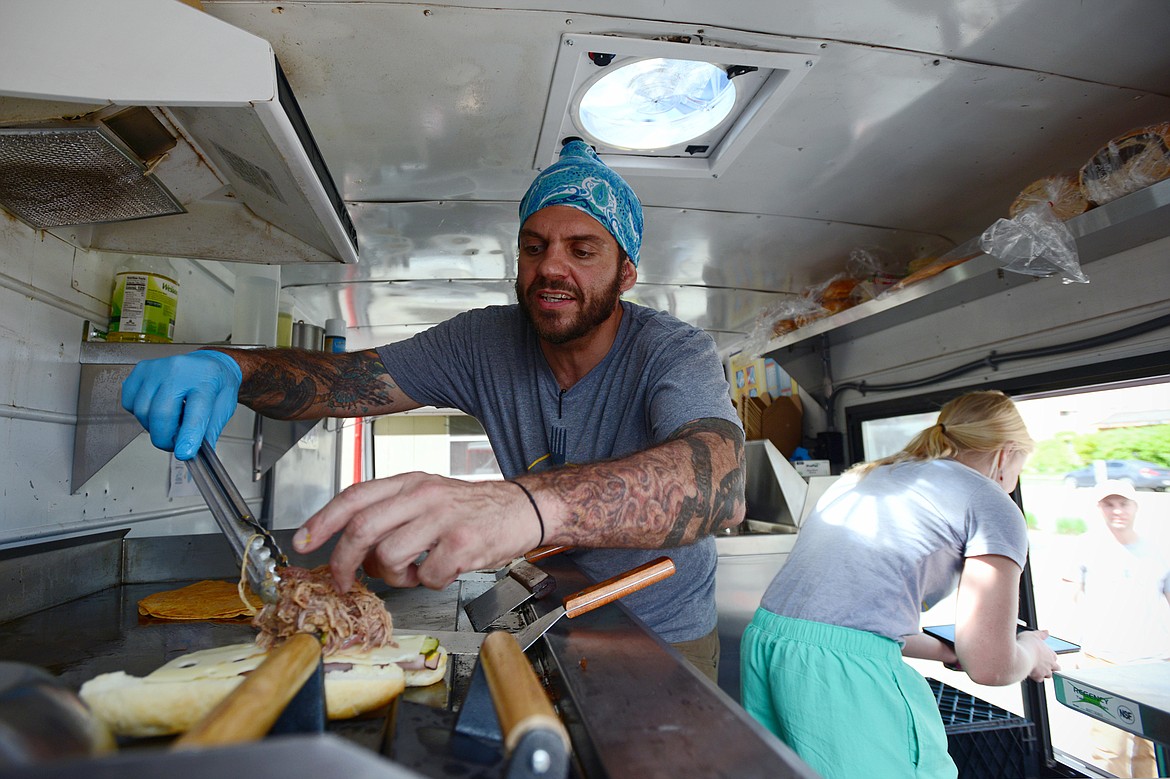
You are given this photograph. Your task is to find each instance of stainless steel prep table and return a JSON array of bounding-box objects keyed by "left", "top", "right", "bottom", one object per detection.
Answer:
[{"left": 0, "top": 533, "right": 816, "bottom": 778}]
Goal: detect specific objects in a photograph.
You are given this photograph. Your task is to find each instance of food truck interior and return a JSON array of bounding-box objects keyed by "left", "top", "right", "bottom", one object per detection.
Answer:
[{"left": 1, "top": 1, "right": 1169, "bottom": 777}]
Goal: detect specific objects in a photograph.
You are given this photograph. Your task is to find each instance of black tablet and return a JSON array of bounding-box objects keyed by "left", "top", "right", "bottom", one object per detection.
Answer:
[{"left": 923, "top": 623, "right": 1080, "bottom": 654}]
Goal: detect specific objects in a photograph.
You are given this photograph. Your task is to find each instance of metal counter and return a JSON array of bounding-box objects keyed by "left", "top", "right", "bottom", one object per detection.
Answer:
[
  {"left": 714, "top": 526, "right": 798, "bottom": 702},
  {"left": 0, "top": 533, "right": 817, "bottom": 779}
]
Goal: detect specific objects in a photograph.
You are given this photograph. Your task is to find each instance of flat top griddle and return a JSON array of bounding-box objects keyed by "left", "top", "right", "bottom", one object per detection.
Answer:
[{"left": 0, "top": 539, "right": 817, "bottom": 779}]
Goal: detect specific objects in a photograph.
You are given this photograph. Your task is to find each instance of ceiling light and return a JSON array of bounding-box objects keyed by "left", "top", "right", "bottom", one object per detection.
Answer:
[
  {"left": 536, "top": 34, "right": 817, "bottom": 177},
  {"left": 577, "top": 58, "right": 737, "bottom": 150}
]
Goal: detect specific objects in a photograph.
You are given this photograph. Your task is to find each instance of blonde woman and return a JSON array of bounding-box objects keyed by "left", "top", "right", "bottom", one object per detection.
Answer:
[{"left": 741, "top": 390, "right": 1060, "bottom": 779}]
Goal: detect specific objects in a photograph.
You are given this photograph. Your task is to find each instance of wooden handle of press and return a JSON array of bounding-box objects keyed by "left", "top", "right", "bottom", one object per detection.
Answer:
[
  {"left": 524, "top": 545, "right": 571, "bottom": 562},
  {"left": 172, "top": 633, "right": 322, "bottom": 749},
  {"left": 480, "top": 630, "right": 570, "bottom": 754},
  {"left": 563, "top": 557, "right": 675, "bottom": 618}
]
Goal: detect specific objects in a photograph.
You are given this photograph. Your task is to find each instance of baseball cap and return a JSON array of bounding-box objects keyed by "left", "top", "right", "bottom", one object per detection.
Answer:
[{"left": 1095, "top": 479, "right": 1138, "bottom": 502}]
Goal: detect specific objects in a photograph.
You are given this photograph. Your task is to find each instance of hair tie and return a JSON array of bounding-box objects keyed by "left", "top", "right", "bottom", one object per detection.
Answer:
[{"left": 937, "top": 423, "right": 947, "bottom": 434}]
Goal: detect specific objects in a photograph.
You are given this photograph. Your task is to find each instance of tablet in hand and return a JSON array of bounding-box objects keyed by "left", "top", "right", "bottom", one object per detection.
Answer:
[{"left": 923, "top": 623, "right": 1080, "bottom": 654}]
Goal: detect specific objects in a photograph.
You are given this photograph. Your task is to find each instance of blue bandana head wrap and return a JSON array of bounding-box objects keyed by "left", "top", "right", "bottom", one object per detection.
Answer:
[{"left": 519, "top": 139, "right": 644, "bottom": 266}]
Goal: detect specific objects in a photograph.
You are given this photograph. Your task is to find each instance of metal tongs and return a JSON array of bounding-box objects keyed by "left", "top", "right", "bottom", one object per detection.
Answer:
[{"left": 186, "top": 440, "right": 287, "bottom": 604}]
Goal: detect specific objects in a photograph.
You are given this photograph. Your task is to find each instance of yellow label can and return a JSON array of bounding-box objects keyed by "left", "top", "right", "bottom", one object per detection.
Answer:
[{"left": 108, "top": 270, "right": 180, "bottom": 343}]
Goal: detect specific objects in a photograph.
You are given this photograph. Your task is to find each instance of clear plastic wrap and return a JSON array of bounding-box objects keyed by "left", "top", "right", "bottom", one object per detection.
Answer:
[
  {"left": 739, "top": 295, "right": 827, "bottom": 357},
  {"left": 882, "top": 238, "right": 982, "bottom": 295},
  {"left": 979, "top": 205, "right": 1089, "bottom": 284},
  {"left": 804, "top": 272, "right": 862, "bottom": 314},
  {"left": 1079, "top": 122, "right": 1170, "bottom": 206},
  {"left": 847, "top": 248, "right": 903, "bottom": 300}
]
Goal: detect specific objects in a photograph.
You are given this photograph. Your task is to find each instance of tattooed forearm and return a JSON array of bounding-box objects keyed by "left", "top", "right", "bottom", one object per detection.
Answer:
[
  {"left": 532, "top": 418, "right": 745, "bottom": 549},
  {"left": 231, "top": 348, "right": 407, "bottom": 419}
]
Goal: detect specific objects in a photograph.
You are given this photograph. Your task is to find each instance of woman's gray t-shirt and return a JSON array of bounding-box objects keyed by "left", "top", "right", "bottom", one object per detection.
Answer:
[
  {"left": 376, "top": 301, "right": 741, "bottom": 643},
  {"left": 760, "top": 458, "right": 1028, "bottom": 643}
]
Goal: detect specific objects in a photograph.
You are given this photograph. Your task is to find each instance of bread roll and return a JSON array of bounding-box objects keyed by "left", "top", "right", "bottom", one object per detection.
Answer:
[
  {"left": 1009, "top": 173, "right": 1090, "bottom": 221},
  {"left": 79, "top": 635, "right": 446, "bottom": 737}
]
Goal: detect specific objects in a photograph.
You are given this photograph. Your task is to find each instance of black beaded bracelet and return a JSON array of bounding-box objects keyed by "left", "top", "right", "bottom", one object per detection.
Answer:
[{"left": 510, "top": 480, "right": 545, "bottom": 547}]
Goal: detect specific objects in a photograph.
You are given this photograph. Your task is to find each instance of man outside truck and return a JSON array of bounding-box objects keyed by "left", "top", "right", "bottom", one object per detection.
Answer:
[{"left": 1064, "top": 479, "right": 1170, "bottom": 776}]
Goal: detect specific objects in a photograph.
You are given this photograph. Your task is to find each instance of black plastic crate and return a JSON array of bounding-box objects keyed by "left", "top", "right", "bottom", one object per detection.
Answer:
[{"left": 929, "top": 678, "right": 1039, "bottom": 779}]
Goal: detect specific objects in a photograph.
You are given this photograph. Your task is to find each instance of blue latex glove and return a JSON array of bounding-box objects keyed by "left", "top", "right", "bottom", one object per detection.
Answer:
[{"left": 121, "top": 350, "right": 243, "bottom": 460}]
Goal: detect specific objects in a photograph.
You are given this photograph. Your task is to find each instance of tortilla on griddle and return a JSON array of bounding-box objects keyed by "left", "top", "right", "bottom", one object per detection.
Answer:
[{"left": 137, "top": 579, "right": 263, "bottom": 620}]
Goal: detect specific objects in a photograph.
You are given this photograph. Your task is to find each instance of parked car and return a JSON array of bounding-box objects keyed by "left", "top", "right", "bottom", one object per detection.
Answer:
[{"left": 1063, "top": 460, "right": 1170, "bottom": 491}]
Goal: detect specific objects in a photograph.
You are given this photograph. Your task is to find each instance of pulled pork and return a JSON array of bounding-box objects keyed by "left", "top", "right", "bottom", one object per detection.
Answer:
[{"left": 252, "top": 565, "right": 394, "bottom": 656}]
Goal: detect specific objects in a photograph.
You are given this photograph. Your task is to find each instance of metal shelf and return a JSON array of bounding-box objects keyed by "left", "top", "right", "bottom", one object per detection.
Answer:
[
  {"left": 761, "top": 177, "right": 1170, "bottom": 362},
  {"left": 72, "top": 340, "right": 316, "bottom": 494}
]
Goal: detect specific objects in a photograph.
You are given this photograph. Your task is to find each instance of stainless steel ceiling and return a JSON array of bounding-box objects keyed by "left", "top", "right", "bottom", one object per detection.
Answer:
[{"left": 204, "top": 1, "right": 1170, "bottom": 353}]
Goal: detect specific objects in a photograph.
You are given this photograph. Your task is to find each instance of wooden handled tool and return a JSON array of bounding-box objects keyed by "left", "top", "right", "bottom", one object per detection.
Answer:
[
  {"left": 514, "top": 557, "right": 676, "bottom": 651},
  {"left": 479, "top": 630, "right": 570, "bottom": 754},
  {"left": 562, "top": 557, "right": 676, "bottom": 616},
  {"left": 172, "top": 633, "right": 322, "bottom": 749},
  {"left": 523, "top": 545, "right": 572, "bottom": 562}
]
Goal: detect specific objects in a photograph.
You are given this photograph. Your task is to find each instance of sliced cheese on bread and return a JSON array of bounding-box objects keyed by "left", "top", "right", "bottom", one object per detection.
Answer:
[{"left": 79, "top": 635, "right": 447, "bottom": 737}]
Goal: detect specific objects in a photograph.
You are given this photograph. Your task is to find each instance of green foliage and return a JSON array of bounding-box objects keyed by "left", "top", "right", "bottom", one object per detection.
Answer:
[
  {"left": 1024, "top": 511, "right": 1039, "bottom": 530},
  {"left": 1055, "top": 517, "right": 1087, "bottom": 536},
  {"left": 1025, "top": 437, "right": 1080, "bottom": 475},
  {"left": 1028, "top": 424, "right": 1170, "bottom": 475},
  {"left": 1080, "top": 424, "right": 1170, "bottom": 464}
]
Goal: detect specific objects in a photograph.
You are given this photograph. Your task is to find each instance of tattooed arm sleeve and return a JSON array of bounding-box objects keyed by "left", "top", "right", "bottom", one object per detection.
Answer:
[
  {"left": 226, "top": 347, "right": 420, "bottom": 419},
  {"left": 519, "top": 418, "right": 746, "bottom": 549}
]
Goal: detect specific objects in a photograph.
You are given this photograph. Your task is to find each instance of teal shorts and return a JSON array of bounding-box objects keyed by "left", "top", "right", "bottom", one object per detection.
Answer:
[{"left": 741, "top": 609, "right": 957, "bottom": 779}]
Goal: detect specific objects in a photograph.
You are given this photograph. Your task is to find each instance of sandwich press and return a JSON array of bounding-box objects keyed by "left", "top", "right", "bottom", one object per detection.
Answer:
[
  {"left": 463, "top": 545, "right": 570, "bottom": 631},
  {"left": 186, "top": 439, "right": 288, "bottom": 604}
]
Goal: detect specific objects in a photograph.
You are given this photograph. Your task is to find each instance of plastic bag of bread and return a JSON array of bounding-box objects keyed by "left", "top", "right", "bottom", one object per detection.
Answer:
[
  {"left": 806, "top": 273, "right": 862, "bottom": 314},
  {"left": 1009, "top": 173, "right": 1090, "bottom": 221},
  {"left": 980, "top": 205, "right": 1088, "bottom": 284},
  {"left": 845, "top": 247, "right": 900, "bottom": 300},
  {"left": 883, "top": 237, "right": 980, "bottom": 294},
  {"left": 740, "top": 295, "right": 826, "bottom": 357},
  {"left": 1079, "top": 122, "right": 1170, "bottom": 205}
]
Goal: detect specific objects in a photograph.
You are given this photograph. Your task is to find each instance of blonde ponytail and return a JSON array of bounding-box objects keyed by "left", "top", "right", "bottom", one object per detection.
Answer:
[{"left": 851, "top": 390, "right": 1034, "bottom": 477}]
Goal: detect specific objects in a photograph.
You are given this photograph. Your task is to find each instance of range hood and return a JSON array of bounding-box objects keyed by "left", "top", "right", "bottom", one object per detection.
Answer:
[{"left": 0, "top": 0, "right": 357, "bottom": 264}]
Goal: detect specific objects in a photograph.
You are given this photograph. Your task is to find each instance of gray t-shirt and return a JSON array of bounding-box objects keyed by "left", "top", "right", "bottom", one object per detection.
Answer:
[
  {"left": 376, "top": 301, "right": 741, "bottom": 642},
  {"left": 760, "top": 458, "right": 1029, "bottom": 643}
]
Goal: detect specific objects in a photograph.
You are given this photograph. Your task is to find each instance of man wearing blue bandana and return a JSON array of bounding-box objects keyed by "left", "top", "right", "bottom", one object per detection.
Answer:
[{"left": 121, "top": 139, "right": 746, "bottom": 679}]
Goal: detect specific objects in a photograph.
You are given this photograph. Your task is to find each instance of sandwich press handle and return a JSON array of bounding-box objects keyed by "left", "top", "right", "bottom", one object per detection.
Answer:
[
  {"left": 563, "top": 557, "right": 676, "bottom": 619},
  {"left": 173, "top": 633, "right": 322, "bottom": 749},
  {"left": 479, "top": 631, "right": 570, "bottom": 757}
]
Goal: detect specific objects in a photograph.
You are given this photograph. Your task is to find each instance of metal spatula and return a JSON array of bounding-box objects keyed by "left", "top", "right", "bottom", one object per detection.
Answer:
[
  {"left": 463, "top": 545, "right": 570, "bottom": 631},
  {"left": 513, "top": 557, "right": 675, "bottom": 651}
]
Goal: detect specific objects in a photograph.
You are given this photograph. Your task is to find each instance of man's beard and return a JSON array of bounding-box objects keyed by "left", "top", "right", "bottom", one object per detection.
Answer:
[{"left": 515, "top": 270, "right": 623, "bottom": 345}]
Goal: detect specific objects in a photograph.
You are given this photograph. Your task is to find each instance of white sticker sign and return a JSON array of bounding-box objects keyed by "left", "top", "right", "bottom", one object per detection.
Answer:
[{"left": 1058, "top": 677, "right": 1144, "bottom": 736}]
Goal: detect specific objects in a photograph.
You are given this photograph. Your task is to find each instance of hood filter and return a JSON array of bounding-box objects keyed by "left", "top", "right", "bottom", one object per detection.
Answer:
[{"left": 0, "top": 125, "right": 184, "bottom": 229}]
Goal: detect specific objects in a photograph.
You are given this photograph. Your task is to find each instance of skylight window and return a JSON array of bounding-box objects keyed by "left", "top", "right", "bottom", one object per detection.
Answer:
[
  {"left": 577, "top": 58, "right": 738, "bottom": 150},
  {"left": 536, "top": 34, "right": 817, "bottom": 177}
]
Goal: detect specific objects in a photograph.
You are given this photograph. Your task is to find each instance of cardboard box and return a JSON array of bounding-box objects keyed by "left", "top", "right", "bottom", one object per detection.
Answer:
[
  {"left": 793, "top": 460, "right": 830, "bottom": 477},
  {"left": 758, "top": 396, "right": 802, "bottom": 458}
]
